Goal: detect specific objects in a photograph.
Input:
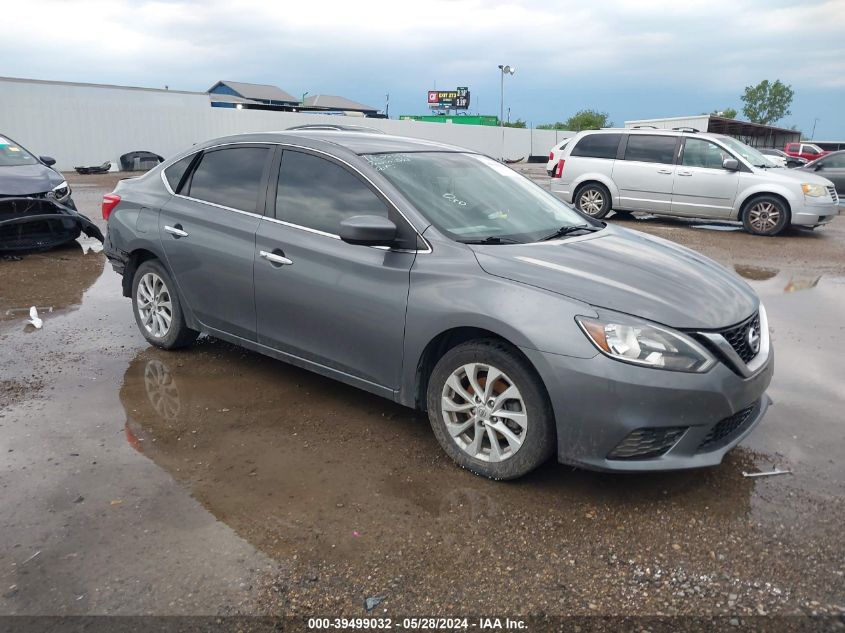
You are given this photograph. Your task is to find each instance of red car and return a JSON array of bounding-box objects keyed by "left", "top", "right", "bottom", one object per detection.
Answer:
[{"left": 784, "top": 142, "right": 830, "bottom": 162}]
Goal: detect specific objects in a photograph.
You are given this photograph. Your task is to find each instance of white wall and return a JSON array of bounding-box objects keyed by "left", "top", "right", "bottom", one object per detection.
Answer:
[{"left": 0, "top": 78, "right": 570, "bottom": 170}]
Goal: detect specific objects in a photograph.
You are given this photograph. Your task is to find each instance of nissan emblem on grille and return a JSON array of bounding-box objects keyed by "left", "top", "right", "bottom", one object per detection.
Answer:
[{"left": 746, "top": 326, "right": 760, "bottom": 355}]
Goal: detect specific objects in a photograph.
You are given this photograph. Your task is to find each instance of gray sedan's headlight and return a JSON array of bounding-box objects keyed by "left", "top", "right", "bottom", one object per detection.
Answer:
[
  {"left": 51, "top": 181, "right": 71, "bottom": 202},
  {"left": 576, "top": 313, "right": 715, "bottom": 372}
]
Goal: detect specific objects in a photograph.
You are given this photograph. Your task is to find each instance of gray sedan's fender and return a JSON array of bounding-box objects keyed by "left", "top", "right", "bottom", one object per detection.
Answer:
[{"left": 398, "top": 236, "right": 598, "bottom": 408}]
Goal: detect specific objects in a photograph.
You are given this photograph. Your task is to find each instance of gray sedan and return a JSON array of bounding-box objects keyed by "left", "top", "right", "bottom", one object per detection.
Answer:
[{"left": 103, "top": 131, "right": 773, "bottom": 479}]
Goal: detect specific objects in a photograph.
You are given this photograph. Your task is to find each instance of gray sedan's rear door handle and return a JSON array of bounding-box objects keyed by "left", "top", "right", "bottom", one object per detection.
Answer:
[
  {"left": 164, "top": 225, "right": 188, "bottom": 238},
  {"left": 657, "top": 168, "right": 673, "bottom": 174},
  {"left": 677, "top": 170, "right": 693, "bottom": 176},
  {"left": 259, "top": 250, "right": 293, "bottom": 266}
]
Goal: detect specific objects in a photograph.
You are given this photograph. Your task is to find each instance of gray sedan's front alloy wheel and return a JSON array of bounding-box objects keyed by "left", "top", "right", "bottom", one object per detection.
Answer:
[
  {"left": 441, "top": 362, "right": 527, "bottom": 462},
  {"left": 427, "top": 339, "right": 555, "bottom": 480},
  {"left": 136, "top": 272, "right": 173, "bottom": 338}
]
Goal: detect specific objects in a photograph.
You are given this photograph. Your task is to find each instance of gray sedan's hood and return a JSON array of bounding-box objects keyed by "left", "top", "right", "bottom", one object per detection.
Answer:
[
  {"left": 471, "top": 226, "right": 758, "bottom": 329},
  {"left": 0, "top": 164, "right": 63, "bottom": 196}
]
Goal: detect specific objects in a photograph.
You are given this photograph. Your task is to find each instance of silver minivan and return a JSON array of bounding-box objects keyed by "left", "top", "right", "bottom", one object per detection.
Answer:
[{"left": 550, "top": 129, "right": 840, "bottom": 235}]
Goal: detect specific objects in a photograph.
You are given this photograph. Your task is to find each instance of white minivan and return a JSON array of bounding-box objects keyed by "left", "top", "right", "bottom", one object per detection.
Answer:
[{"left": 550, "top": 129, "right": 839, "bottom": 235}]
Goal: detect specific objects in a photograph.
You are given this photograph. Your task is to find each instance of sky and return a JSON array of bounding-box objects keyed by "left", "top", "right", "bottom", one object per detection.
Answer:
[{"left": 3, "top": 0, "right": 845, "bottom": 138}]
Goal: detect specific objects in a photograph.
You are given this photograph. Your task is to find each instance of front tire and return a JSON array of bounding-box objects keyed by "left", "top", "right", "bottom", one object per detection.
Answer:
[
  {"left": 131, "top": 259, "right": 198, "bottom": 349},
  {"left": 426, "top": 339, "right": 555, "bottom": 480},
  {"left": 575, "top": 183, "right": 611, "bottom": 219},
  {"left": 742, "top": 196, "right": 789, "bottom": 236}
]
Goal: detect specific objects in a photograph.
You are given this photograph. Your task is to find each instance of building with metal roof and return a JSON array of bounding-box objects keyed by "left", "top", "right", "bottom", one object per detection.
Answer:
[
  {"left": 302, "top": 94, "right": 380, "bottom": 116},
  {"left": 625, "top": 115, "right": 801, "bottom": 149},
  {"left": 208, "top": 80, "right": 299, "bottom": 109}
]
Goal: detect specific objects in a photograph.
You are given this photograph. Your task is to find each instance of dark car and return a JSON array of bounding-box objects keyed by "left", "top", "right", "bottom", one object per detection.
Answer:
[
  {"left": 799, "top": 150, "right": 845, "bottom": 197},
  {"left": 0, "top": 134, "right": 73, "bottom": 205},
  {"left": 103, "top": 131, "right": 773, "bottom": 480},
  {"left": 1, "top": 134, "right": 102, "bottom": 252}
]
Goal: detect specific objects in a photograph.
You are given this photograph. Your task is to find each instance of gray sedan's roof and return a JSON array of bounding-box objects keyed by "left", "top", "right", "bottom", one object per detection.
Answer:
[{"left": 203, "top": 130, "right": 470, "bottom": 155}]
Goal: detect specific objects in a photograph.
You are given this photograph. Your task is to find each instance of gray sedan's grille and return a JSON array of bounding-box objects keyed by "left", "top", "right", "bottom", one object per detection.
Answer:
[
  {"left": 607, "top": 426, "right": 688, "bottom": 460},
  {"left": 826, "top": 186, "right": 838, "bottom": 203},
  {"left": 696, "top": 402, "right": 759, "bottom": 453},
  {"left": 718, "top": 312, "right": 760, "bottom": 364}
]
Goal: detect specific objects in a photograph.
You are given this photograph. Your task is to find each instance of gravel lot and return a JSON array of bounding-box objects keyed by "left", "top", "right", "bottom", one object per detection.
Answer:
[{"left": 1, "top": 168, "right": 843, "bottom": 620}]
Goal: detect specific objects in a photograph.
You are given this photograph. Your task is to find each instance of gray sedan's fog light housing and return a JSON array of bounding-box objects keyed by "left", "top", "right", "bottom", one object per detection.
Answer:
[{"left": 607, "top": 426, "right": 689, "bottom": 460}]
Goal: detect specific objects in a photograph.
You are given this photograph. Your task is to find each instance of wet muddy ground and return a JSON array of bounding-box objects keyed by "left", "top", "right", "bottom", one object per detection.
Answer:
[{"left": 1, "top": 170, "right": 843, "bottom": 617}]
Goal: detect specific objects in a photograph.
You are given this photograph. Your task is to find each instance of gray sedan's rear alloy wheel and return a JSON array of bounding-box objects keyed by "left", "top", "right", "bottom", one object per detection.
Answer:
[
  {"left": 136, "top": 272, "right": 173, "bottom": 338},
  {"left": 131, "top": 259, "right": 199, "bottom": 350},
  {"left": 441, "top": 362, "right": 527, "bottom": 462}
]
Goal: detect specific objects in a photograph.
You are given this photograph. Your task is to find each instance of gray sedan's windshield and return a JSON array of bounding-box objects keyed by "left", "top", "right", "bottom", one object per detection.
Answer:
[{"left": 365, "top": 152, "right": 591, "bottom": 243}]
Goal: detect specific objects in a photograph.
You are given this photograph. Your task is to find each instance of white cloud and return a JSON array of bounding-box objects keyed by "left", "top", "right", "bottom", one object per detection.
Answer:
[{"left": 2, "top": 0, "right": 844, "bottom": 126}]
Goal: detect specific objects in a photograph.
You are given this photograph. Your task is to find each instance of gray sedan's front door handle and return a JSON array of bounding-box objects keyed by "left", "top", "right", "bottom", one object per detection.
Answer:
[
  {"left": 164, "top": 225, "right": 189, "bottom": 238},
  {"left": 657, "top": 168, "right": 673, "bottom": 174},
  {"left": 259, "top": 250, "right": 293, "bottom": 266}
]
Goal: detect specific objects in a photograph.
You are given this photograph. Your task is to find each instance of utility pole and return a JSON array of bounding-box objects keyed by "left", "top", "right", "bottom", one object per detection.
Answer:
[
  {"left": 811, "top": 118, "right": 820, "bottom": 139},
  {"left": 385, "top": 93, "right": 390, "bottom": 119},
  {"left": 497, "top": 64, "right": 515, "bottom": 161}
]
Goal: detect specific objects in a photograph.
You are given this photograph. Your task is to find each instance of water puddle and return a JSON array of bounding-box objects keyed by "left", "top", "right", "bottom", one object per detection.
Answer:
[
  {"left": 0, "top": 242, "right": 104, "bottom": 328},
  {"left": 2, "top": 245, "right": 843, "bottom": 614}
]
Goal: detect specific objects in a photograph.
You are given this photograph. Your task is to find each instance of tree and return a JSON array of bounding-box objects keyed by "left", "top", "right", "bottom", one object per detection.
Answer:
[
  {"left": 503, "top": 119, "right": 526, "bottom": 128},
  {"left": 708, "top": 107, "right": 738, "bottom": 119},
  {"left": 538, "top": 109, "right": 612, "bottom": 131},
  {"left": 741, "top": 80, "right": 794, "bottom": 125}
]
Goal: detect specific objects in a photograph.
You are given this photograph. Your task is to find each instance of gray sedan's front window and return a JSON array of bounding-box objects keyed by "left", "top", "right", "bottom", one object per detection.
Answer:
[{"left": 365, "top": 152, "right": 589, "bottom": 243}]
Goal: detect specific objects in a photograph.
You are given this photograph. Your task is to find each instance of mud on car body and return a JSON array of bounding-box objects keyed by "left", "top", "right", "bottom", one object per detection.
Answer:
[{"left": 104, "top": 130, "right": 773, "bottom": 480}]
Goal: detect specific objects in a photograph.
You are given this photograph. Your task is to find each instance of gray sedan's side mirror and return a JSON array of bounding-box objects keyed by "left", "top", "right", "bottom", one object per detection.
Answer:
[
  {"left": 814, "top": 163, "right": 824, "bottom": 171},
  {"left": 339, "top": 215, "right": 397, "bottom": 246},
  {"left": 40, "top": 156, "right": 56, "bottom": 167},
  {"left": 722, "top": 158, "right": 739, "bottom": 171}
]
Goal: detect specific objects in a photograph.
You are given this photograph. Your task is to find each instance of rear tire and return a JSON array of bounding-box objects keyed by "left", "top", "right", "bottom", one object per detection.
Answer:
[
  {"left": 426, "top": 339, "right": 555, "bottom": 480},
  {"left": 131, "top": 259, "right": 198, "bottom": 350},
  {"left": 574, "top": 183, "right": 611, "bottom": 219},
  {"left": 742, "top": 196, "right": 789, "bottom": 236}
]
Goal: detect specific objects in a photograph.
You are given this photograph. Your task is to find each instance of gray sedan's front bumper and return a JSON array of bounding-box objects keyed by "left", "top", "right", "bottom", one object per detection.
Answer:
[{"left": 522, "top": 345, "right": 774, "bottom": 472}]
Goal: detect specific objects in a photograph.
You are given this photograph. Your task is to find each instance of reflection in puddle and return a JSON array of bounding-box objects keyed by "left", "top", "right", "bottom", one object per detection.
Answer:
[
  {"left": 118, "top": 344, "right": 769, "bottom": 573},
  {"left": 734, "top": 264, "right": 824, "bottom": 294},
  {"left": 783, "top": 276, "right": 821, "bottom": 293},
  {"left": 691, "top": 224, "right": 741, "bottom": 232},
  {"left": 734, "top": 264, "right": 779, "bottom": 281}
]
